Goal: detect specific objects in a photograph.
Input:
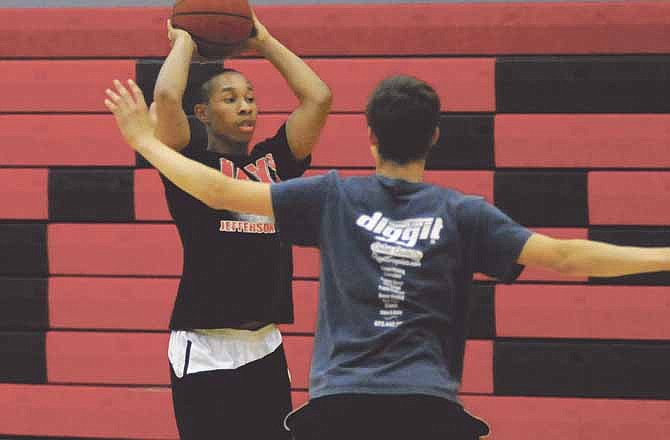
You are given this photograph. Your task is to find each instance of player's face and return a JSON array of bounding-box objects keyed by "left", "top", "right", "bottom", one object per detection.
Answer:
[{"left": 206, "top": 72, "right": 257, "bottom": 143}]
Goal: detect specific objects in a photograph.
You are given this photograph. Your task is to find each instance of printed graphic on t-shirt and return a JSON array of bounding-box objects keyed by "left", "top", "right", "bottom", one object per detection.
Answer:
[
  {"left": 218, "top": 155, "right": 279, "bottom": 234},
  {"left": 357, "top": 211, "right": 445, "bottom": 329}
]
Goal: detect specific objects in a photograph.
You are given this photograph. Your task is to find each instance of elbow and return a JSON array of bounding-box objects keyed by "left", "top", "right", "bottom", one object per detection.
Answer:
[
  {"left": 547, "top": 239, "right": 583, "bottom": 276},
  {"left": 310, "top": 85, "right": 333, "bottom": 110},
  {"left": 319, "top": 86, "right": 333, "bottom": 108},
  {"left": 552, "top": 258, "right": 580, "bottom": 276}
]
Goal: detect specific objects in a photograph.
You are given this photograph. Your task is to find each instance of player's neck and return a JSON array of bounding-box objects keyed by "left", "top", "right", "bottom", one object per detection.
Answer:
[
  {"left": 207, "top": 133, "right": 248, "bottom": 156},
  {"left": 376, "top": 159, "right": 425, "bottom": 183}
]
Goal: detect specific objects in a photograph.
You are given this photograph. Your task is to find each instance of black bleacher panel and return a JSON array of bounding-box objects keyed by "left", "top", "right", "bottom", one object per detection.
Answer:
[
  {"left": 427, "top": 115, "right": 493, "bottom": 170},
  {"left": 497, "top": 56, "right": 670, "bottom": 113},
  {"left": 494, "top": 172, "right": 588, "bottom": 227},
  {"left": 0, "top": 278, "right": 48, "bottom": 330},
  {"left": 467, "top": 284, "right": 495, "bottom": 339},
  {"left": 49, "top": 170, "right": 133, "bottom": 222},
  {"left": 0, "top": 332, "right": 46, "bottom": 383},
  {"left": 495, "top": 340, "right": 670, "bottom": 399},
  {"left": 0, "top": 224, "right": 47, "bottom": 276}
]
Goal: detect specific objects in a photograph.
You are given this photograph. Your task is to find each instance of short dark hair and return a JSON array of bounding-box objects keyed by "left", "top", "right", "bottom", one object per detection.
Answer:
[
  {"left": 365, "top": 75, "right": 441, "bottom": 164},
  {"left": 198, "top": 67, "right": 242, "bottom": 103}
]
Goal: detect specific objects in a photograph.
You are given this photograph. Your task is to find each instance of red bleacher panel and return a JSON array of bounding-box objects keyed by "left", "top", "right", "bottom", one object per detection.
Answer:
[
  {"left": 0, "top": 384, "right": 176, "bottom": 439},
  {"left": 293, "top": 246, "right": 320, "bottom": 278},
  {"left": 0, "top": 8, "right": 168, "bottom": 57},
  {"left": 495, "top": 115, "right": 670, "bottom": 168},
  {"left": 463, "top": 395, "right": 670, "bottom": 440},
  {"left": 44, "top": 332, "right": 312, "bottom": 389},
  {"left": 261, "top": 2, "right": 670, "bottom": 56},
  {"left": 284, "top": 336, "right": 314, "bottom": 390},
  {"left": 0, "top": 115, "right": 135, "bottom": 166},
  {"left": 496, "top": 285, "right": 670, "bottom": 340},
  {"left": 461, "top": 340, "right": 493, "bottom": 394},
  {"left": 280, "top": 281, "right": 318, "bottom": 334},
  {"left": 48, "top": 224, "right": 182, "bottom": 276},
  {"left": 292, "top": 390, "right": 309, "bottom": 408},
  {"left": 227, "top": 58, "right": 494, "bottom": 112},
  {"left": 0, "top": 169, "right": 47, "bottom": 219},
  {"left": 2, "top": 3, "right": 669, "bottom": 57},
  {"left": 134, "top": 169, "right": 172, "bottom": 221},
  {"left": 518, "top": 228, "right": 588, "bottom": 282},
  {"left": 48, "top": 277, "right": 314, "bottom": 332},
  {"left": 49, "top": 277, "right": 177, "bottom": 330},
  {"left": 0, "top": 61, "right": 135, "bottom": 112},
  {"left": 589, "top": 172, "right": 670, "bottom": 225},
  {"left": 47, "top": 331, "right": 169, "bottom": 385}
]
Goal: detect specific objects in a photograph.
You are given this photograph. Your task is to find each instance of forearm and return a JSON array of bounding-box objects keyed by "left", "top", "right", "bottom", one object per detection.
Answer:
[
  {"left": 135, "top": 137, "right": 273, "bottom": 216},
  {"left": 154, "top": 36, "right": 195, "bottom": 102},
  {"left": 559, "top": 239, "right": 670, "bottom": 277},
  {"left": 253, "top": 36, "right": 331, "bottom": 105}
]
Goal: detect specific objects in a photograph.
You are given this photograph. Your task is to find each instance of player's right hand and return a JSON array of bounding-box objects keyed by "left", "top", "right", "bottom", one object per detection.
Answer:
[{"left": 167, "top": 19, "right": 197, "bottom": 51}]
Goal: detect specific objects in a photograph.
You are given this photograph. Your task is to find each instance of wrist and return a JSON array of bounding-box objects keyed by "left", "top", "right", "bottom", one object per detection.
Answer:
[
  {"left": 175, "top": 33, "right": 196, "bottom": 51},
  {"left": 132, "top": 134, "right": 160, "bottom": 154},
  {"left": 248, "top": 33, "right": 275, "bottom": 53}
]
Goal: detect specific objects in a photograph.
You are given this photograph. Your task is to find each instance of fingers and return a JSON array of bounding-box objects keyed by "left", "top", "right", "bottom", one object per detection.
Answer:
[
  {"left": 114, "top": 79, "right": 132, "bottom": 101},
  {"left": 127, "top": 79, "right": 148, "bottom": 111},
  {"left": 104, "top": 79, "right": 145, "bottom": 114},
  {"left": 105, "top": 87, "right": 122, "bottom": 110},
  {"left": 103, "top": 98, "right": 117, "bottom": 112}
]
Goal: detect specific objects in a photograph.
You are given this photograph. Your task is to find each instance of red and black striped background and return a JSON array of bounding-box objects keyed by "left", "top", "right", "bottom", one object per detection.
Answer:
[{"left": 1, "top": 2, "right": 670, "bottom": 439}]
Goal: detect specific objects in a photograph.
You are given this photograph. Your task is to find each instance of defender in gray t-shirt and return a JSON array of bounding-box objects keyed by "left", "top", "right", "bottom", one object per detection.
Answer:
[
  {"left": 272, "top": 170, "right": 530, "bottom": 404},
  {"left": 109, "top": 74, "right": 670, "bottom": 440}
]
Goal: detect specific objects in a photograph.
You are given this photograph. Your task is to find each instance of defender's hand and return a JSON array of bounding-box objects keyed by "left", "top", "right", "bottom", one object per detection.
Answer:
[{"left": 104, "top": 79, "right": 155, "bottom": 150}]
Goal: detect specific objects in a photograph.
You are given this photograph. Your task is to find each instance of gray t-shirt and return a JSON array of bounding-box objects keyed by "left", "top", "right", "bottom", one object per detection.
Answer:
[{"left": 271, "top": 171, "right": 532, "bottom": 402}]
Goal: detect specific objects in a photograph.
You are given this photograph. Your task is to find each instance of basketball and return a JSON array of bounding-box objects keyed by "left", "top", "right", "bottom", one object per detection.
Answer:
[{"left": 172, "top": 0, "right": 254, "bottom": 58}]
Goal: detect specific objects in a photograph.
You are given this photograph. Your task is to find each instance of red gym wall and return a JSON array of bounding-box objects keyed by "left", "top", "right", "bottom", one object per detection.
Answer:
[{"left": 1, "top": 2, "right": 670, "bottom": 439}]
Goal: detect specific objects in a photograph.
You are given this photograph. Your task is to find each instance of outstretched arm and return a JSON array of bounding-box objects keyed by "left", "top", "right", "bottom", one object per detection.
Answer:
[
  {"left": 246, "top": 11, "right": 332, "bottom": 160},
  {"left": 106, "top": 79, "right": 273, "bottom": 216},
  {"left": 518, "top": 233, "right": 670, "bottom": 277},
  {"left": 152, "top": 20, "right": 195, "bottom": 151}
]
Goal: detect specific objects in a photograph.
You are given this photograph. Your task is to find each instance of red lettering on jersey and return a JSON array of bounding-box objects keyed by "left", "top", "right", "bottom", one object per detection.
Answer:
[
  {"left": 219, "top": 158, "right": 237, "bottom": 178},
  {"left": 220, "top": 220, "right": 276, "bottom": 234},
  {"left": 242, "top": 162, "right": 261, "bottom": 181},
  {"left": 264, "top": 154, "right": 279, "bottom": 182}
]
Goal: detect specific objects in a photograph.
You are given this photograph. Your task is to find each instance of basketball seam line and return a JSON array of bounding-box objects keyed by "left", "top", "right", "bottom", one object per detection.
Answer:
[
  {"left": 172, "top": 11, "right": 252, "bottom": 21},
  {"left": 188, "top": 31, "right": 247, "bottom": 48}
]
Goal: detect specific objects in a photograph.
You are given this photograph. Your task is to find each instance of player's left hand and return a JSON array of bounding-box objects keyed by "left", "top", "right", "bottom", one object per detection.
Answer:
[
  {"left": 104, "top": 79, "right": 154, "bottom": 150},
  {"left": 245, "top": 9, "right": 271, "bottom": 50}
]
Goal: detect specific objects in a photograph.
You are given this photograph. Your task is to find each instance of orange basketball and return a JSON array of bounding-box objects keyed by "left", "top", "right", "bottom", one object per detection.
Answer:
[{"left": 172, "top": 0, "right": 254, "bottom": 58}]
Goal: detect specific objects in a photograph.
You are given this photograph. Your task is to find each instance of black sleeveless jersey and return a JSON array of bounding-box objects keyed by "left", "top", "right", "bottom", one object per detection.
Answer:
[{"left": 162, "top": 119, "right": 310, "bottom": 329}]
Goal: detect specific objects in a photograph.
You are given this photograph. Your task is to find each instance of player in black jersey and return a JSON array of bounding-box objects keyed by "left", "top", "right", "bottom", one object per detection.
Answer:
[{"left": 145, "top": 12, "right": 331, "bottom": 440}]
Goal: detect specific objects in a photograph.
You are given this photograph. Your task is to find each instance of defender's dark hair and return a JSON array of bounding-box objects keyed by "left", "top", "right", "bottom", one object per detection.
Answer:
[
  {"left": 198, "top": 67, "right": 242, "bottom": 103},
  {"left": 365, "top": 75, "right": 441, "bottom": 164}
]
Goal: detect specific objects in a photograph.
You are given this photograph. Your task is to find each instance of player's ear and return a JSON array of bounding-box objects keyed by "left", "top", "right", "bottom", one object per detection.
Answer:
[
  {"left": 430, "top": 126, "right": 440, "bottom": 147},
  {"left": 368, "top": 127, "right": 380, "bottom": 164},
  {"left": 368, "top": 126, "right": 378, "bottom": 146},
  {"left": 194, "top": 103, "right": 209, "bottom": 124}
]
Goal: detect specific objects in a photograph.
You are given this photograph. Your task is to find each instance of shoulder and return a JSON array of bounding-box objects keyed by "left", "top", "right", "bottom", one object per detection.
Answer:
[{"left": 250, "top": 124, "right": 288, "bottom": 155}]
